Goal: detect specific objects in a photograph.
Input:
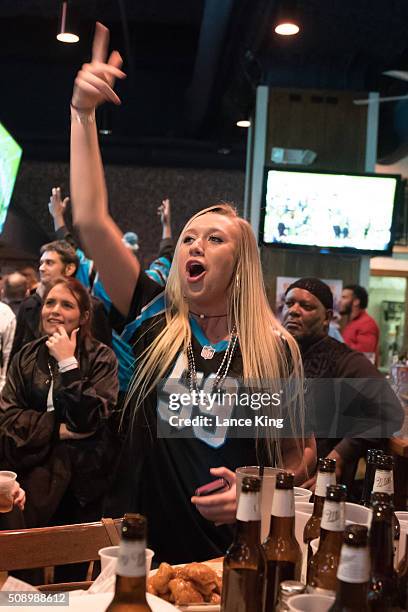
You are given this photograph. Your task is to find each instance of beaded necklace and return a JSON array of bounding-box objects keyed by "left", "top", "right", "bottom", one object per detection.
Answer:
[{"left": 187, "top": 325, "right": 238, "bottom": 394}]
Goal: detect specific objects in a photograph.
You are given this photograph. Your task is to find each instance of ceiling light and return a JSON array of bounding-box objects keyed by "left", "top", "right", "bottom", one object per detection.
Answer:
[
  {"left": 57, "top": 2, "right": 79, "bottom": 43},
  {"left": 274, "top": 0, "right": 300, "bottom": 36},
  {"left": 275, "top": 22, "right": 299, "bottom": 36},
  {"left": 236, "top": 120, "right": 251, "bottom": 128}
]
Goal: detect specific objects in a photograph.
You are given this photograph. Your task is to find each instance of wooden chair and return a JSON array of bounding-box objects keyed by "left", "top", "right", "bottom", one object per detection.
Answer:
[{"left": 0, "top": 517, "right": 122, "bottom": 591}]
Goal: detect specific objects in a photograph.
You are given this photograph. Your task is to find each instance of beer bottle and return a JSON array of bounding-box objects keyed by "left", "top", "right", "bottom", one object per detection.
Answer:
[
  {"left": 372, "top": 454, "right": 400, "bottom": 567},
  {"left": 221, "top": 476, "right": 266, "bottom": 612},
  {"left": 360, "top": 448, "right": 383, "bottom": 507},
  {"left": 367, "top": 498, "right": 397, "bottom": 611},
  {"left": 303, "top": 458, "right": 336, "bottom": 582},
  {"left": 328, "top": 524, "right": 370, "bottom": 612},
  {"left": 397, "top": 533, "right": 408, "bottom": 608},
  {"left": 105, "top": 513, "right": 152, "bottom": 612},
  {"left": 262, "top": 472, "right": 302, "bottom": 610},
  {"left": 307, "top": 484, "right": 347, "bottom": 596}
]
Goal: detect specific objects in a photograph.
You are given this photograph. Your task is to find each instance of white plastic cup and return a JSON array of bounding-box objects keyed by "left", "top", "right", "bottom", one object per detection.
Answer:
[
  {"left": 236, "top": 466, "right": 281, "bottom": 542},
  {"left": 344, "top": 502, "right": 372, "bottom": 527},
  {"left": 0, "top": 471, "right": 17, "bottom": 513},
  {"left": 98, "top": 545, "right": 155, "bottom": 574},
  {"left": 396, "top": 512, "right": 408, "bottom": 565},
  {"left": 288, "top": 593, "right": 335, "bottom": 611},
  {"left": 294, "top": 487, "right": 313, "bottom": 501}
]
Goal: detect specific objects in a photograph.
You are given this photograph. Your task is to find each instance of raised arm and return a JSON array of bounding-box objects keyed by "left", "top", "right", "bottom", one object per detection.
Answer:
[{"left": 70, "top": 22, "right": 139, "bottom": 317}]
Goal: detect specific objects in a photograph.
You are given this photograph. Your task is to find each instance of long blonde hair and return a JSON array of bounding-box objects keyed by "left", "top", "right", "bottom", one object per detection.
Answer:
[{"left": 126, "top": 203, "right": 304, "bottom": 465}]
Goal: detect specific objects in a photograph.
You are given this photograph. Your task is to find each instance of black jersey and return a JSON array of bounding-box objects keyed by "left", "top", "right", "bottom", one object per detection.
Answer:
[{"left": 109, "top": 272, "right": 259, "bottom": 564}]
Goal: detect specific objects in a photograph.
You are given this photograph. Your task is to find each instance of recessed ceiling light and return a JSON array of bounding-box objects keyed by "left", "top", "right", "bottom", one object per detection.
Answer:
[
  {"left": 236, "top": 120, "right": 251, "bottom": 128},
  {"left": 274, "top": 22, "right": 299, "bottom": 36}
]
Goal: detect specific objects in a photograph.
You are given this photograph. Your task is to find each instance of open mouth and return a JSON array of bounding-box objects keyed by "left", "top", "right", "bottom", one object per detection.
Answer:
[
  {"left": 186, "top": 261, "right": 206, "bottom": 282},
  {"left": 47, "top": 318, "right": 64, "bottom": 325}
]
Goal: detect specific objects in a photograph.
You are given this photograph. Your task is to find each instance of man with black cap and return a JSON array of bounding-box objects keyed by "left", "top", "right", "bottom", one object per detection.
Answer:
[{"left": 282, "top": 277, "right": 403, "bottom": 494}]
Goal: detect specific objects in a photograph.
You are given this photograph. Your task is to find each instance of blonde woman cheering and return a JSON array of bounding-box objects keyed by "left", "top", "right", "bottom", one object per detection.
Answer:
[{"left": 69, "top": 23, "right": 315, "bottom": 563}]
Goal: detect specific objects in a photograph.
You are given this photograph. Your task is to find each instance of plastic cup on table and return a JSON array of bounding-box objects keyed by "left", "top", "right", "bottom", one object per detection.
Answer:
[
  {"left": 0, "top": 471, "right": 17, "bottom": 513},
  {"left": 288, "top": 593, "right": 335, "bottom": 611},
  {"left": 235, "top": 466, "right": 281, "bottom": 541},
  {"left": 98, "top": 546, "right": 155, "bottom": 574},
  {"left": 294, "top": 486, "right": 313, "bottom": 501}
]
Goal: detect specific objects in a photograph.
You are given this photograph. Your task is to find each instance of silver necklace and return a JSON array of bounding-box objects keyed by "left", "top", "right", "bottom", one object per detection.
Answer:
[{"left": 187, "top": 325, "right": 238, "bottom": 393}]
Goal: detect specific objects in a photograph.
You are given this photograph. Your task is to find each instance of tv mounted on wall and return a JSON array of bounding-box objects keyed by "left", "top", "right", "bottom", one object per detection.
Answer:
[
  {"left": 260, "top": 168, "right": 401, "bottom": 255},
  {"left": 0, "top": 121, "right": 23, "bottom": 234}
]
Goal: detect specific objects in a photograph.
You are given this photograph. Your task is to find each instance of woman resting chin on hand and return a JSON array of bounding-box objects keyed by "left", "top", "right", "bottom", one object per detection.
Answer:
[{"left": 0, "top": 277, "right": 118, "bottom": 527}]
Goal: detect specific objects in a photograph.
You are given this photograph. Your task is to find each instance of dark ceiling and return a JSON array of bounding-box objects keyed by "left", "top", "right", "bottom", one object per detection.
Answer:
[{"left": 2, "top": 0, "right": 408, "bottom": 170}]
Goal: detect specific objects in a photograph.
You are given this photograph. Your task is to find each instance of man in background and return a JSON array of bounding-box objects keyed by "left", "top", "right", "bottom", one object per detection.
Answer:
[
  {"left": 2, "top": 272, "right": 28, "bottom": 316},
  {"left": 340, "top": 284, "right": 379, "bottom": 356},
  {"left": 10, "top": 240, "right": 111, "bottom": 361},
  {"left": 282, "top": 277, "right": 402, "bottom": 496}
]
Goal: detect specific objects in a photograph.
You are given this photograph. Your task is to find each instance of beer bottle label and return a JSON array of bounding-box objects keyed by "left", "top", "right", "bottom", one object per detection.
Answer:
[
  {"left": 236, "top": 492, "right": 261, "bottom": 522},
  {"left": 315, "top": 471, "right": 336, "bottom": 498},
  {"left": 337, "top": 545, "right": 370, "bottom": 583},
  {"left": 321, "top": 500, "right": 345, "bottom": 532},
  {"left": 271, "top": 488, "right": 294, "bottom": 518},
  {"left": 372, "top": 469, "right": 394, "bottom": 495},
  {"left": 116, "top": 540, "right": 146, "bottom": 577}
]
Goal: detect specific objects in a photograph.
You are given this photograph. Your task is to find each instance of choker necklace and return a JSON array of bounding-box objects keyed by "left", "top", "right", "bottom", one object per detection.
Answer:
[
  {"left": 190, "top": 311, "right": 228, "bottom": 319},
  {"left": 187, "top": 325, "right": 238, "bottom": 393}
]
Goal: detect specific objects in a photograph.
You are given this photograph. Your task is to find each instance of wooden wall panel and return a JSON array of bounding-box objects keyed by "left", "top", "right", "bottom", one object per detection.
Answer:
[{"left": 265, "top": 89, "right": 368, "bottom": 172}]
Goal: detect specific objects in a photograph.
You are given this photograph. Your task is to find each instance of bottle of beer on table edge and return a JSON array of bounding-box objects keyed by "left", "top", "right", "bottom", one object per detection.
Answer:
[
  {"left": 307, "top": 484, "right": 347, "bottom": 596},
  {"left": 368, "top": 498, "right": 397, "bottom": 611},
  {"left": 371, "top": 454, "right": 400, "bottom": 568},
  {"left": 303, "top": 457, "right": 336, "bottom": 583},
  {"left": 328, "top": 524, "right": 370, "bottom": 612},
  {"left": 105, "top": 513, "right": 152, "bottom": 612},
  {"left": 221, "top": 476, "right": 266, "bottom": 612},
  {"left": 262, "top": 471, "right": 302, "bottom": 610}
]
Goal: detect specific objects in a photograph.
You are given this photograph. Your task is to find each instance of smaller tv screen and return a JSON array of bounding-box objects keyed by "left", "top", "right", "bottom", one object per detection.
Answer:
[
  {"left": 260, "top": 168, "right": 400, "bottom": 254},
  {"left": 0, "top": 122, "right": 23, "bottom": 234}
]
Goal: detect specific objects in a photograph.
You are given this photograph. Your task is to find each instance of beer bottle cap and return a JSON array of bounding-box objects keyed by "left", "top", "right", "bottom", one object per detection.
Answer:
[
  {"left": 122, "top": 513, "right": 147, "bottom": 540},
  {"left": 376, "top": 454, "right": 394, "bottom": 470},
  {"left": 275, "top": 471, "right": 294, "bottom": 490},
  {"left": 343, "top": 524, "right": 368, "bottom": 547},
  {"left": 326, "top": 483, "right": 347, "bottom": 501},
  {"left": 242, "top": 476, "right": 261, "bottom": 493},
  {"left": 317, "top": 457, "right": 336, "bottom": 473}
]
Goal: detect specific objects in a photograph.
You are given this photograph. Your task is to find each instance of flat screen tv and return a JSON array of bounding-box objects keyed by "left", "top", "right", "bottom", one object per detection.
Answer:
[
  {"left": 260, "top": 168, "right": 401, "bottom": 255},
  {"left": 0, "top": 122, "right": 22, "bottom": 234}
]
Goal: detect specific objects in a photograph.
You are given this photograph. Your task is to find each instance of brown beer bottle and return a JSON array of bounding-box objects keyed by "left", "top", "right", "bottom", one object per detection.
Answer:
[
  {"left": 360, "top": 448, "right": 383, "bottom": 507},
  {"left": 262, "top": 472, "right": 302, "bottom": 610},
  {"left": 307, "top": 484, "right": 347, "bottom": 596},
  {"left": 328, "top": 524, "right": 370, "bottom": 612},
  {"left": 302, "top": 458, "right": 336, "bottom": 582},
  {"left": 105, "top": 514, "right": 152, "bottom": 612},
  {"left": 371, "top": 454, "right": 400, "bottom": 567},
  {"left": 221, "top": 476, "right": 265, "bottom": 612},
  {"left": 367, "top": 498, "right": 397, "bottom": 611}
]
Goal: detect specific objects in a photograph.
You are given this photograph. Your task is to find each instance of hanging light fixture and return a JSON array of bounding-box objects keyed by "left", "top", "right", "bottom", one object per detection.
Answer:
[
  {"left": 274, "top": 0, "right": 300, "bottom": 36},
  {"left": 57, "top": 1, "right": 79, "bottom": 43}
]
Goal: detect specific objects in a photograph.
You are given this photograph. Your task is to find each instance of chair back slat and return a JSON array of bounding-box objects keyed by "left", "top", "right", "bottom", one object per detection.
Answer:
[{"left": 0, "top": 518, "right": 122, "bottom": 572}]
